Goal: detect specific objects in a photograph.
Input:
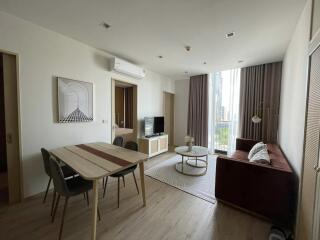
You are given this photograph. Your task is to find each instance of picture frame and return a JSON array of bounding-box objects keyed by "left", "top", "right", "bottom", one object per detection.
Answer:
[{"left": 57, "top": 77, "right": 93, "bottom": 123}]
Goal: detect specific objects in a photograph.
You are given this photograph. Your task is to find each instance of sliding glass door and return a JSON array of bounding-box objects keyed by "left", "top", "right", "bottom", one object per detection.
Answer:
[{"left": 208, "top": 69, "right": 240, "bottom": 154}]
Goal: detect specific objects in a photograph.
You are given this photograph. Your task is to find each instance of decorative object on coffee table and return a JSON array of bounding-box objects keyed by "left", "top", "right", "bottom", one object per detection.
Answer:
[
  {"left": 184, "top": 135, "right": 194, "bottom": 152},
  {"left": 175, "top": 146, "right": 209, "bottom": 176}
]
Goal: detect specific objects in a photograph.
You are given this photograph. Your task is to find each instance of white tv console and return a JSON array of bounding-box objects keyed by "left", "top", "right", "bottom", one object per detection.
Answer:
[{"left": 138, "top": 134, "right": 168, "bottom": 157}]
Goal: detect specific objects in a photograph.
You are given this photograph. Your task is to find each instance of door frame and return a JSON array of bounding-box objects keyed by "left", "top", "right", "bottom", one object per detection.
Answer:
[
  {"left": 0, "top": 49, "right": 23, "bottom": 203},
  {"left": 111, "top": 78, "right": 138, "bottom": 143}
]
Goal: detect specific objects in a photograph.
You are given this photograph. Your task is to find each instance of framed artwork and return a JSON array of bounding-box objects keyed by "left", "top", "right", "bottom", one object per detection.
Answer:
[{"left": 58, "top": 77, "right": 93, "bottom": 123}]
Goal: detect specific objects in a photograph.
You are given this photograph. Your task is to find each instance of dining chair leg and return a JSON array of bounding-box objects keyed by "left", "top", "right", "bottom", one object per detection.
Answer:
[
  {"left": 85, "top": 191, "right": 89, "bottom": 206},
  {"left": 52, "top": 194, "right": 61, "bottom": 223},
  {"left": 58, "top": 197, "right": 69, "bottom": 240},
  {"left": 132, "top": 172, "right": 139, "bottom": 194},
  {"left": 98, "top": 207, "right": 101, "bottom": 222},
  {"left": 51, "top": 190, "right": 56, "bottom": 216},
  {"left": 117, "top": 177, "right": 120, "bottom": 208},
  {"left": 103, "top": 176, "right": 108, "bottom": 198},
  {"left": 43, "top": 177, "right": 52, "bottom": 203},
  {"left": 122, "top": 175, "right": 125, "bottom": 187}
]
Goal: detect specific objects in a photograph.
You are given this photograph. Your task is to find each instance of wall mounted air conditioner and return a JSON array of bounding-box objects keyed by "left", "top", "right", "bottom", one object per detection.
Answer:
[{"left": 110, "top": 57, "right": 146, "bottom": 79}]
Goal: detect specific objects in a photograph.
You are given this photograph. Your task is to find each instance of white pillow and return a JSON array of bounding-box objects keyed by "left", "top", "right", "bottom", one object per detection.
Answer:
[
  {"left": 249, "top": 148, "right": 270, "bottom": 164},
  {"left": 248, "top": 142, "right": 267, "bottom": 159}
]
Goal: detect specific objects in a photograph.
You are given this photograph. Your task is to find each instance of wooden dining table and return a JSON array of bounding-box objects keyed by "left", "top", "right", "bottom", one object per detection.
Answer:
[{"left": 50, "top": 142, "right": 149, "bottom": 240}]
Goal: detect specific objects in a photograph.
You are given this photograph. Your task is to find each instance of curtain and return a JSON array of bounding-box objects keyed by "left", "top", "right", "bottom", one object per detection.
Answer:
[
  {"left": 208, "top": 69, "right": 240, "bottom": 154},
  {"left": 227, "top": 69, "right": 241, "bottom": 154},
  {"left": 239, "top": 62, "right": 282, "bottom": 143},
  {"left": 208, "top": 74, "right": 216, "bottom": 153},
  {"left": 124, "top": 87, "right": 133, "bottom": 129},
  {"left": 187, "top": 74, "right": 208, "bottom": 147}
]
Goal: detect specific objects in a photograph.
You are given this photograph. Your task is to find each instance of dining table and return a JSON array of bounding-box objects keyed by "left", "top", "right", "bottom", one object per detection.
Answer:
[{"left": 50, "top": 142, "right": 149, "bottom": 240}]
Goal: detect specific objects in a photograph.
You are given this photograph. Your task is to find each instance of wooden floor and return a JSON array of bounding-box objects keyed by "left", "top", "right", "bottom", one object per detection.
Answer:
[{"left": 0, "top": 151, "right": 271, "bottom": 240}]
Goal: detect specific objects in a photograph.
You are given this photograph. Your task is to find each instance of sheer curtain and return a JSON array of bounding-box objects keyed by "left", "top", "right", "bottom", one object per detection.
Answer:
[
  {"left": 208, "top": 69, "right": 240, "bottom": 155},
  {"left": 208, "top": 73, "right": 216, "bottom": 154}
]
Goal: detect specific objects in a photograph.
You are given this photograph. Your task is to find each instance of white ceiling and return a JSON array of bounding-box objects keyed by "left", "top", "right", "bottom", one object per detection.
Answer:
[{"left": 0, "top": 0, "right": 306, "bottom": 79}]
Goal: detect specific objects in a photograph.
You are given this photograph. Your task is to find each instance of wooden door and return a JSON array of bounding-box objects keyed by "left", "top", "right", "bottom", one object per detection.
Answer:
[
  {"left": 298, "top": 45, "right": 320, "bottom": 240},
  {"left": 0, "top": 54, "right": 7, "bottom": 173},
  {"left": 115, "top": 87, "right": 124, "bottom": 127},
  {"left": 164, "top": 92, "right": 174, "bottom": 146},
  {"left": 3, "top": 54, "right": 21, "bottom": 203}
]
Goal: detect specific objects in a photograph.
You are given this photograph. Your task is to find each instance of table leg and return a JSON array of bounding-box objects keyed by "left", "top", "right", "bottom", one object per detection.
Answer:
[
  {"left": 139, "top": 162, "right": 146, "bottom": 207},
  {"left": 182, "top": 156, "right": 184, "bottom": 173},
  {"left": 91, "top": 179, "right": 99, "bottom": 240}
]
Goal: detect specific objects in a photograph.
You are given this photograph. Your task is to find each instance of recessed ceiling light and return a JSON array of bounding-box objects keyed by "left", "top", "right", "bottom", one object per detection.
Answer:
[
  {"left": 238, "top": 60, "right": 244, "bottom": 63},
  {"left": 226, "top": 32, "right": 235, "bottom": 38},
  {"left": 185, "top": 46, "right": 191, "bottom": 52},
  {"left": 158, "top": 55, "right": 163, "bottom": 59},
  {"left": 203, "top": 61, "right": 207, "bottom": 65},
  {"left": 101, "top": 22, "right": 111, "bottom": 29}
]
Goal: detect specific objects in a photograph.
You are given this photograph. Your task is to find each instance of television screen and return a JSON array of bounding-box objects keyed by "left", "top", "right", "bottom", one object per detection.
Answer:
[
  {"left": 154, "top": 117, "right": 164, "bottom": 134},
  {"left": 144, "top": 116, "right": 165, "bottom": 136},
  {"left": 144, "top": 117, "right": 154, "bottom": 137}
]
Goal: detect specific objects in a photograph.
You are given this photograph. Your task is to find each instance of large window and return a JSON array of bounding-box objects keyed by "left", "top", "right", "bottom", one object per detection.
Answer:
[{"left": 208, "top": 69, "right": 240, "bottom": 154}]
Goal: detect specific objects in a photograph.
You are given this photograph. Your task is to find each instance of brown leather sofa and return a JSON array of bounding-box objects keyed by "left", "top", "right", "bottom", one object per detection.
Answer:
[{"left": 215, "top": 138, "right": 297, "bottom": 226}]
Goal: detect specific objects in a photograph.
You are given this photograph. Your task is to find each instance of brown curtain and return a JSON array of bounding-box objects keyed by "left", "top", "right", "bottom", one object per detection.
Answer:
[
  {"left": 187, "top": 74, "right": 208, "bottom": 147},
  {"left": 124, "top": 87, "right": 133, "bottom": 128},
  {"left": 239, "top": 62, "right": 282, "bottom": 143}
]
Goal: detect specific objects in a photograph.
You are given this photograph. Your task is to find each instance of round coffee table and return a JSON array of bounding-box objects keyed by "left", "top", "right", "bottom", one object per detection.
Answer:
[{"left": 175, "top": 146, "right": 209, "bottom": 176}]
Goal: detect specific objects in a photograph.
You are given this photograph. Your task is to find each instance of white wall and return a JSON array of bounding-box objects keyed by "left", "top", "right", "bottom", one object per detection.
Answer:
[
  {"left": 174, "top": 79, "right": 189, "bottom": 146},
  {"left": 0, "top": 11, "right": 174, "bottom": 198},
  {"left": 278, "top": 0, "right": 311, "bottom": 177}
]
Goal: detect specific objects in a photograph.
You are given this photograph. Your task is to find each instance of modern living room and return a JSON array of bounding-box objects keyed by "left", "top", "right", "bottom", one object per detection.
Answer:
[{"left": 0, "top": 0, "right": 319, "bottom": 240}]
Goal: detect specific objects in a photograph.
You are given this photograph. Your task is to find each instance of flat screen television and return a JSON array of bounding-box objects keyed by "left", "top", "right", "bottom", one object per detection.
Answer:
[{"left": 144, "top": 116, "right": 164, "bottom": 137}]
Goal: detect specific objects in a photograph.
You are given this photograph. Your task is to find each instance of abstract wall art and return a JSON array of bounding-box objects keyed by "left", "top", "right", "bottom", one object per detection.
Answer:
[{"left": 58, "top": 77, "right": 93, "bottom": 123}]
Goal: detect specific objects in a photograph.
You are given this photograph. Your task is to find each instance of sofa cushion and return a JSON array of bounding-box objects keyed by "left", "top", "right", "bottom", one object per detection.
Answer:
[
  {"left": 248, "top": 142, "right": 267, "bottom": 159},
  {"left": 249, "top": 148, "right": 270, "bottom": 164},
  {"left": 230, "top": 150, "right": 249, "bottom": 161}
]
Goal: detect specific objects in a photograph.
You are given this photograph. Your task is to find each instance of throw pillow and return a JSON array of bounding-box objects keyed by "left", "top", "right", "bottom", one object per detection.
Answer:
[
  {"left": 248, "top": 142, "right": 267, "bottom": 159},
  {"left": 249, "top": 148, "right": 270, "bottom": 164}
]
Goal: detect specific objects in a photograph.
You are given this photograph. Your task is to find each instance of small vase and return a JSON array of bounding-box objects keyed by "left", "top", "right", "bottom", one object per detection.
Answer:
[{"left": 188, "top": 142, "right": 193, "bottom": 152}]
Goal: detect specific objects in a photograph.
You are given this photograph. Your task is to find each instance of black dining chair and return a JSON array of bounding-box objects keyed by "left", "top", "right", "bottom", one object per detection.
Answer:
[
  {"left": 49, "top": 156, "right": 101, "bottom": 240},
  {"left": 102, "top": 136, "right": 124, "bottom": 188},
  {"left": 103, "top": 141, "right": 139, "bottom": 208},
  {"left": 41, "top": 148, "right": 77, "bottom": 214},
  {"left": 113, "top": 136, "right": 124, "bottom": 147}
]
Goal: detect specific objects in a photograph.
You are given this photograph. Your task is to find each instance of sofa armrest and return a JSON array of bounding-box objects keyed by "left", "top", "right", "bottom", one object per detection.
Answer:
[{"left": 236, "top": 138, "right": 259, "bottom": 151}]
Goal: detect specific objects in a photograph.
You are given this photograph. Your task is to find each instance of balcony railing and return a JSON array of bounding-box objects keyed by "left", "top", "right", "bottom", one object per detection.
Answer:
[{"left": 214, "top": 120, "right": 231, "bottom": 153}]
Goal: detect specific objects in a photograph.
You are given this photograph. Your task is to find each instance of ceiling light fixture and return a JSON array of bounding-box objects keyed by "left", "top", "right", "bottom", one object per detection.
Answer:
[
  {"left": 101, "top": 22, "right": 111, "bottom": 29},
  {"left": 185, "top": 46, "right": 191, "bottom": 52},
  {"left": 238, "top": 60, "right": 244, "bottom": 63},
  {"left": 203, "top": 61, "right": 207, "bottom": 65},
  {"left": 158, "top": 55, "right": 163, "bottom": 59},
  {"left": 226, "top": 32, "right": 235, "bottom": 38}
]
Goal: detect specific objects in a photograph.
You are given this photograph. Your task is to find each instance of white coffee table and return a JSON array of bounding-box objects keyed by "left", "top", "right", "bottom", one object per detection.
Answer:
[{"left": 175, "top": 146, "right": 209, "bottom": 176}]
